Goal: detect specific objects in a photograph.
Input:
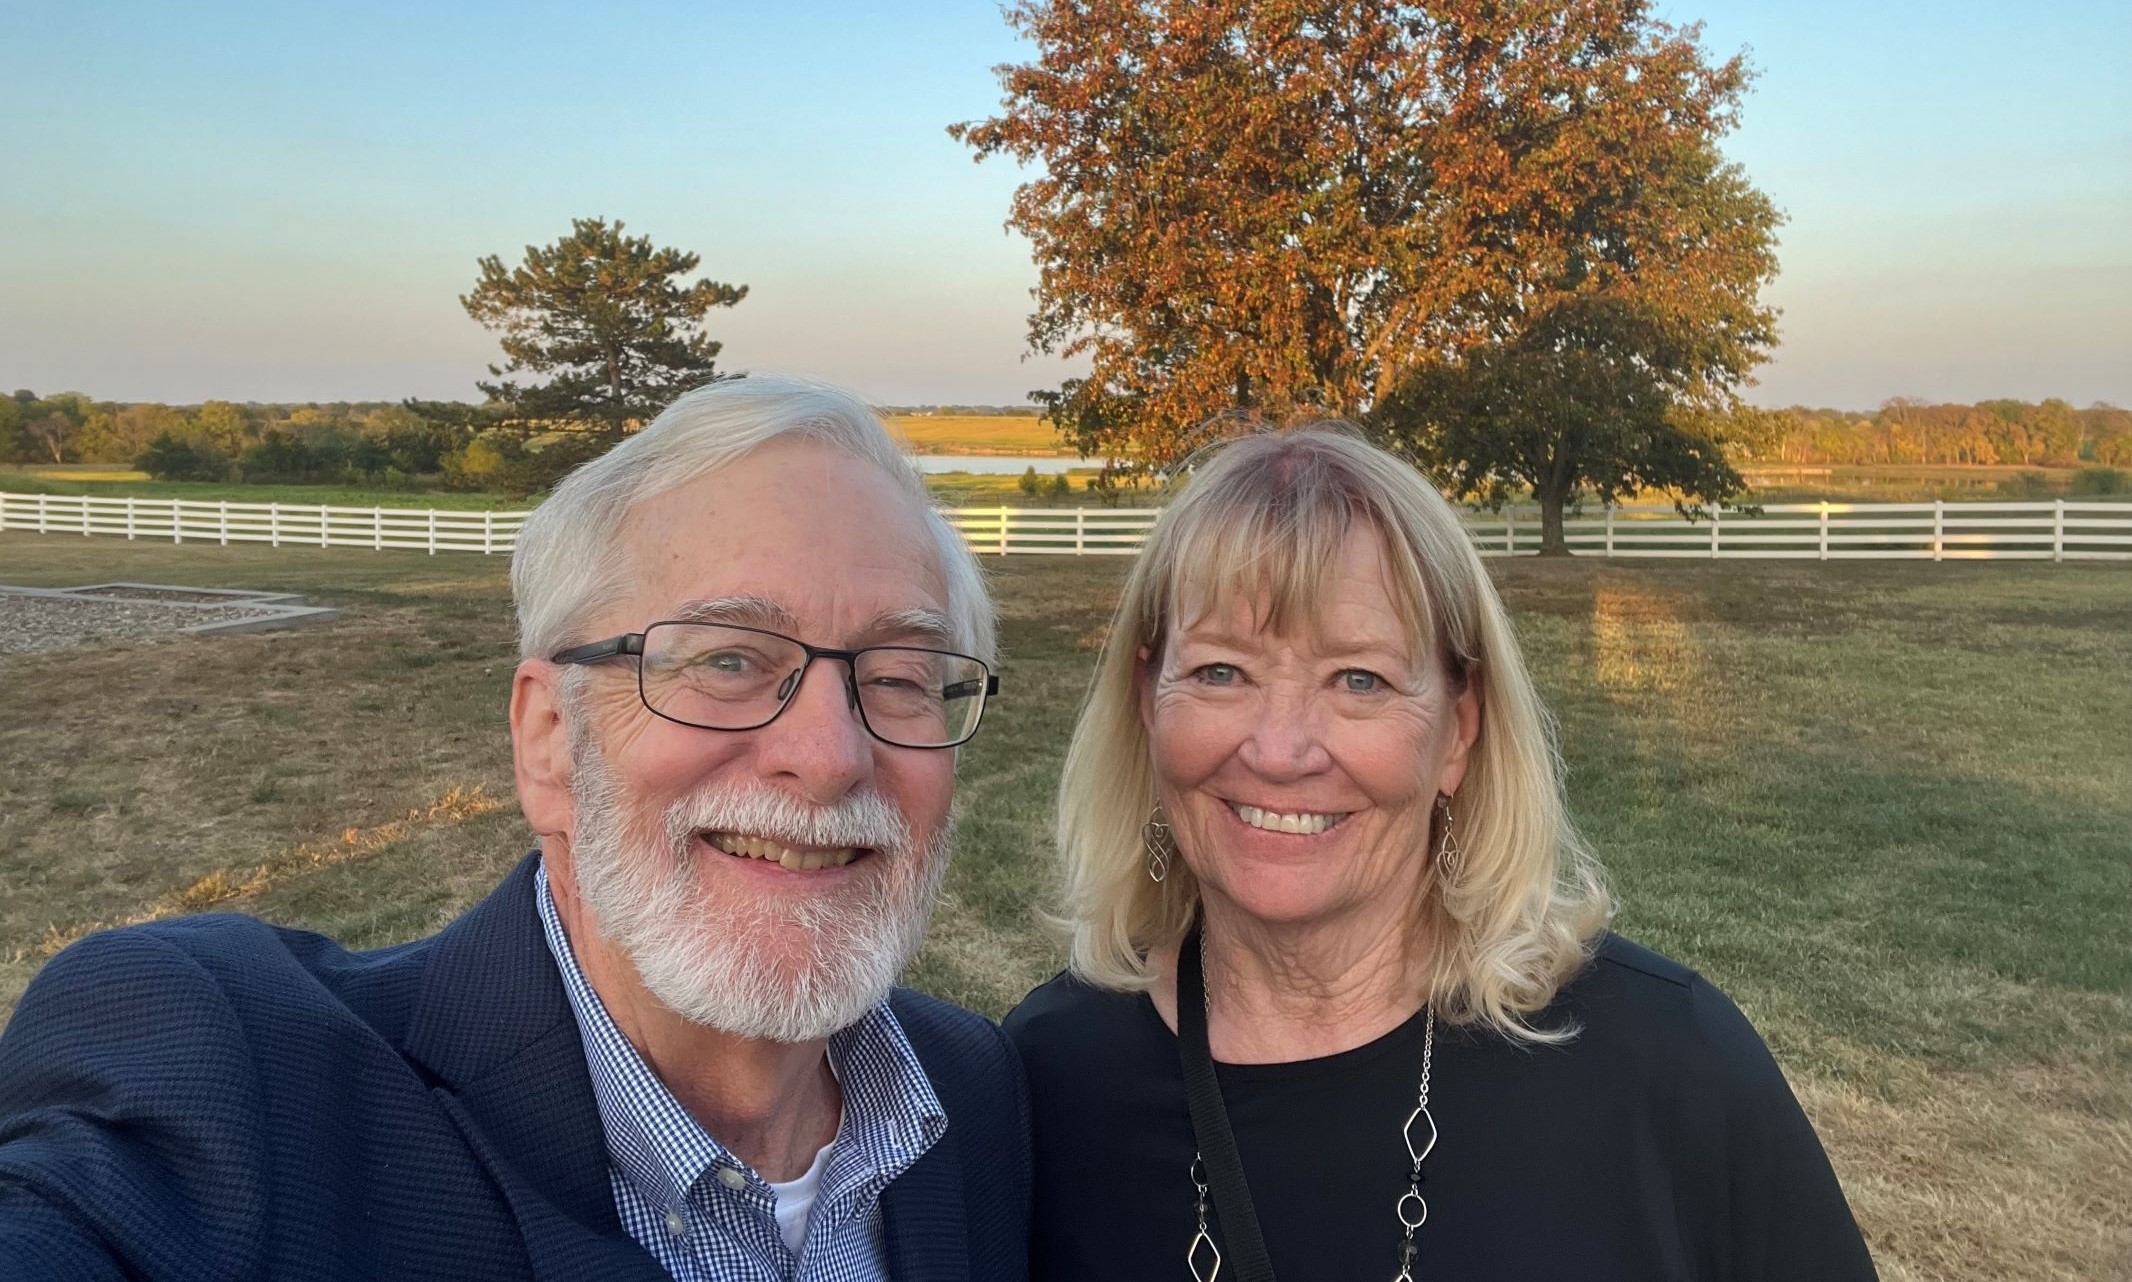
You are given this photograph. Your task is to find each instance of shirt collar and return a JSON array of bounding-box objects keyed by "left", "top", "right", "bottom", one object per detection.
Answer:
[{"left": 534, "top": 861, "right": 946, "bottom": 1222}]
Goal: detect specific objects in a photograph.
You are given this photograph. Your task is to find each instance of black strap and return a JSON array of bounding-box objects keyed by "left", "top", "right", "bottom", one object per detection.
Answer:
[{"left": 1176, "top": 921, "right": 1279, "bottom": 1282}]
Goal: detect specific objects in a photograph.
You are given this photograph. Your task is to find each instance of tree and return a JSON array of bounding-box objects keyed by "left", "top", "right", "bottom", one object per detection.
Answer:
[
  {"left": 953, "top": 0, "right": 1782, "bottom": 522},
  {"left": 1376, "top": 298, "right": 1744, "bottom": 552},
  {"left": 187, "top": 400, "right": 254, "bottom": 455},
  {"left": 0, "top": 395, "right": 23, "bottom": 463},
  {"left": 462, "top": 217, "right": 747, "bottom": 436},
  {"left": 20, "top": 393, "right": 93, "bottom": 464},
  {"left": 23, "top": 412, "right": 77, "bottom": 464},
  {"left": 77, "top": 402, "right": 184, "bottom": 464},
  {"left": 135, "top": 434, "right": 225, "bottom": 482}
]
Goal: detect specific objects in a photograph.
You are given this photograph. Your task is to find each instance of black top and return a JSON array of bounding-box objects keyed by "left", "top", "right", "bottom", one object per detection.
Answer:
[{"left": 1005, "top": 933, "right": 1875, "bottom": 1281}]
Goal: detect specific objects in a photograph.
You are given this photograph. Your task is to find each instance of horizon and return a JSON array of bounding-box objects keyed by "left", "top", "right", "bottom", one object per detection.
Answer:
[{"left": 3, "top": 0, "right": 2126, "bottom": 411}]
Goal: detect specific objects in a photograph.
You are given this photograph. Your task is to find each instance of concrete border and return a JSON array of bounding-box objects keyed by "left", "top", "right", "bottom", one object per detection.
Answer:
[{"left": 0, "top": 583, "right": 338, "bottom": 634}]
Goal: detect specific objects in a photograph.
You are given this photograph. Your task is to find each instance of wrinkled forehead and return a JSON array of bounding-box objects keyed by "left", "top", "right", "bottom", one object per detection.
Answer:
[
  {"left": 1157, "top": 501, "right": 1442, "bottom": 666},
  {"left": 615, "top": 441, "right": 948, "bottom": 633}
]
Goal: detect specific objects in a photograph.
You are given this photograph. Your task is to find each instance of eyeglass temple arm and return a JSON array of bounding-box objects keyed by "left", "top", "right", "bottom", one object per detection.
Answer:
[
  {"left": 942, "top": 675, "right": 1001, "bottom": 700},
  {"left": 550, "top": 634, "right": 647, "bottom": 665}
]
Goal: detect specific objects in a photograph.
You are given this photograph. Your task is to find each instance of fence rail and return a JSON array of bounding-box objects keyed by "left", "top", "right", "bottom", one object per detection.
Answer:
[{"left": 4, "top": 492, "right": 2129, "bottom": 561}]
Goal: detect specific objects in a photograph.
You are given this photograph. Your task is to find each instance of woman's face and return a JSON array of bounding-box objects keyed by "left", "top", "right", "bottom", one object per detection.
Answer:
[{"left": 1140, "top": 529, "right": 1479, "bottom": 935}]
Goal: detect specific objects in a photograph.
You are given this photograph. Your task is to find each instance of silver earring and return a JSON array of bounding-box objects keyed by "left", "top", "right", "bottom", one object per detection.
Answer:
[
  {"left": 1142, "top": 806, "right": 1176, "bottom": 883},
  {"left": 1435, "top": 796, "right": 1463, "bottom": 883}
]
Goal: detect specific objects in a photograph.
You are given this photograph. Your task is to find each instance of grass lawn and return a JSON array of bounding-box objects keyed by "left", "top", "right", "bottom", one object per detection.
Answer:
[
  {"left": 0, "top": 468, "right": 521, "bottom": 510},
  {"left": 1, "top": 535, "right": 2126, "bottom": 1280}
]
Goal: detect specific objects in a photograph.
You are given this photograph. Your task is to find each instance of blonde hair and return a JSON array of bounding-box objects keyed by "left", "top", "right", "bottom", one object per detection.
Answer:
[{"left": 1055, "top": 426, "right": 1611, "bottom": 1041}]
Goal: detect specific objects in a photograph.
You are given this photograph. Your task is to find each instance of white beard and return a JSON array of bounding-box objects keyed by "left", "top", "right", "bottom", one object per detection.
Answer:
[{"left": 563, "top": 727, "right": 951, "bottom": 1043}]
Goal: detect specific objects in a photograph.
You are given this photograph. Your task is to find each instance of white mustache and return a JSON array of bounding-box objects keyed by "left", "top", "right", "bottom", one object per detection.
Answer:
[{"left": 658, "top": 781, "right": 913, "bottom": 854}]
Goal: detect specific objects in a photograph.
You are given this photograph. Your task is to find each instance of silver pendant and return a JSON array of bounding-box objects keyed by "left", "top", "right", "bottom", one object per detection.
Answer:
[
  {"left": 1402, "top": 1103, "right": 1437, "bottom": 1166},
  {"left": 1188, "top": 1228, "right": 1223, "bottom": 1281}
]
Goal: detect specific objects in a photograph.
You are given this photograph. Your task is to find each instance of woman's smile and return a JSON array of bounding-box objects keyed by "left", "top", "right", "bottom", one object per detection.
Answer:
[{"left": 1221, "top": 799, "right": 1354, "bottom": 836}]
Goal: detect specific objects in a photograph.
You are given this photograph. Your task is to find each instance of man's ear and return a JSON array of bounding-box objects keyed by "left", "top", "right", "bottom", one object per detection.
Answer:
[{"left": 511, "top": 659, "right": 575, "bottom": 840}]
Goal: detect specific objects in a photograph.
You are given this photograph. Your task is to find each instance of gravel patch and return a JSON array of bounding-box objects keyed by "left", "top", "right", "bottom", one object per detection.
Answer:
[
  {"left": 69, "top": 585, "right": 273, "bottom": 604},
  {"left": 0, "top": 595, "right": 288, "bottom": 656}
]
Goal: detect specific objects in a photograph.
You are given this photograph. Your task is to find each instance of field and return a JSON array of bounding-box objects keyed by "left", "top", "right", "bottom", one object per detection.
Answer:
[
  {"left": 883, "top": 413, "right": 1071, "bottom": 455},
  {"left": 1, "top": 535, "right": 2127, "bottom": 1280}
]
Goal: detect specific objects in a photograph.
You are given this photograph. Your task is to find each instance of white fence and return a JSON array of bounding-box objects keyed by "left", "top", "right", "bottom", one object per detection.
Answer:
[
  {"left": 4, "top": 492, "right": 2129, "bottom": 561},
  {"left": 0, "top": 494, "right": 529, "bottom": 555}
]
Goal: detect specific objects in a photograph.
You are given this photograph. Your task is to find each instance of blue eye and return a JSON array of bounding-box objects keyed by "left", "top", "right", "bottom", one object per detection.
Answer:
[
  {"left": 1195, "top": 663, "right": 1239, "bottom": 686},
  {"left": 1340, "top": 670, "right": 1383, "bottom": 694}
]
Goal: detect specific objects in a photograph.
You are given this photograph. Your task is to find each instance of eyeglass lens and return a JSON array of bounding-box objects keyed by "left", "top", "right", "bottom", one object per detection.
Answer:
[{"left": 639, "top": 623, "right": 987, "bottom": 747}]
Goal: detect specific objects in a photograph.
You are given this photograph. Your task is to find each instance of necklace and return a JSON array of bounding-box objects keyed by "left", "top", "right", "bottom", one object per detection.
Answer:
[{"left": 1184, "top": 930, "right": 1439, "bottom": 1282}]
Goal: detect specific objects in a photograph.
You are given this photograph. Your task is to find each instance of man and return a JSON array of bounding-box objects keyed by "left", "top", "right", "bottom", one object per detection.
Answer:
[{"left": 0, "top": 377, "right": 1029, "bottom": 1280}]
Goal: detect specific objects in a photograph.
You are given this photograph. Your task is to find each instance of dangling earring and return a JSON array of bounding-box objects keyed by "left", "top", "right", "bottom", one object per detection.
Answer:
[
  {"left": 1434, "top": 795, "right": 1463, "bottom": 884},
  {"left": 1142, "top": 806, "right": 1176, "bottom": 883}
]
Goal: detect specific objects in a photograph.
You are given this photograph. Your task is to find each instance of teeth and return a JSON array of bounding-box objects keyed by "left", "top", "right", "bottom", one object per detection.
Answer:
[
  {"left": 706, "top": 832, "right": 859, "bottom": 870},
  {"left": 1229, "top": 805, "right": 1343, "bottom": 835}
]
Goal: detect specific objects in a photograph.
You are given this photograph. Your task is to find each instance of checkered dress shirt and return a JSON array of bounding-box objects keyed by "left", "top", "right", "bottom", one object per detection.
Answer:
[{"left": 535, "top": 866, "right": 947, "bottom": 1281}]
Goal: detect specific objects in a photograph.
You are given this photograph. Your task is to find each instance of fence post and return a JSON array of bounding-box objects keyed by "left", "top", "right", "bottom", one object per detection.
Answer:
[
  {"left": 173, "top": 498, "right": 182, "bottom": 543},
  {"left": 483, "top": 510, "right": 494, "bottom": 555},
  {"left": 82, "top": 498, "right": 91, "bottom": 536},
  {"left": 373, "top": 505, "right": 383, "bottom": 551},
  {"left": 125, "top": 496, "right": 135, "bottom": 540},
  {"left": 1932, "top": 499, "right": 1944, "bottom": 562},
  {"left": 224, "top": 500, "right": 233, "bottom": 547},
  {"left": 427, "top": 509, "right": 438, "bottom": 555},
  {"left": 1605, "top": 505, "right": 1615, "bottom": 558},
  {"left": 1505, "top": 510, "right": 1515, "bottom": 556},
  {"left": 36, "top": 493, "right": 47, "bottom": 534},
  {"left": 2054, "top": 498, "right": 2065, "bottom": 562},
  {"left": 998, "top": 505, "right": 1009, "bottom": 555},
  {"left": 1075, "top": 507, "right": 1086, "bottom": 555},
  {"left": 1706, "top": 504, "right": 1718, "bottom": 558}
]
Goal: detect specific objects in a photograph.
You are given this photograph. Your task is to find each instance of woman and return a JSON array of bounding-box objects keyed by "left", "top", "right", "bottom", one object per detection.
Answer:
[{"left": 1005, "top": 428, "right": 1875, "bottom": 1280}]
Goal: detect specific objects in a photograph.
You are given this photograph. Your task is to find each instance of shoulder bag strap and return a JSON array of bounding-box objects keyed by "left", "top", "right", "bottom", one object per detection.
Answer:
[{"left": 1176, "top": 921, "right": 1279, "bottom": 1282}]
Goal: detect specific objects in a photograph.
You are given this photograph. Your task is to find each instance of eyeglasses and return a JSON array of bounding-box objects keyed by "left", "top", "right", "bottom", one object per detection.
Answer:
[{"left": 551, "top": 621, "right": 999, "bottom": 750}]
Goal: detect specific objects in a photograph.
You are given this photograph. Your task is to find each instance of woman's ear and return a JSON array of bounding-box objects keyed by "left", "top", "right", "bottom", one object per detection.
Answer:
[
  {"left": 1435, "top": 666, "right": 1483, "bottom": 797},
  {"left": 1135, "top": 643, "right": 1156, "bottom": 733}
]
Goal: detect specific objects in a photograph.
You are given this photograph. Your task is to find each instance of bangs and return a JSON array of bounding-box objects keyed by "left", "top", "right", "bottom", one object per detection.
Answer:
[{"left": 1150, "top": 436, "right": 1440, "bottom": 663}]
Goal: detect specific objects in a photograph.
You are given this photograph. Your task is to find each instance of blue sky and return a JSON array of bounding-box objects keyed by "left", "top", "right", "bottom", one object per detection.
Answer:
[{"left": 2, "top": 0, "right": 2125, "bottom": 410}]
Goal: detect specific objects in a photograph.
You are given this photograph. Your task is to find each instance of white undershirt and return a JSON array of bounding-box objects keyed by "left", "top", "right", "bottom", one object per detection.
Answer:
[{"left": 767, "top": 1138, "right": 836, "bottom": 1256}]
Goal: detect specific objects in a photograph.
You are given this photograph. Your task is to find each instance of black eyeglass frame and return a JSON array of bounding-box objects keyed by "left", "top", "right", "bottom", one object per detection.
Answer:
[{"left": 551, "top": 620, "right": 1000, "bottom": 749}]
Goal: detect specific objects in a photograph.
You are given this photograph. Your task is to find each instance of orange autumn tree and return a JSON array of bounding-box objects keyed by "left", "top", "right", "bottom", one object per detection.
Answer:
[{"left": 953, "top": 0, "right": 1781, "bottom": 547}]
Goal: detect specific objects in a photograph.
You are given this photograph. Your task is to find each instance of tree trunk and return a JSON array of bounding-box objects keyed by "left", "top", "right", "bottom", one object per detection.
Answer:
[{"left": 1536, "top": 478, "right": 1573, "bottom": 556}]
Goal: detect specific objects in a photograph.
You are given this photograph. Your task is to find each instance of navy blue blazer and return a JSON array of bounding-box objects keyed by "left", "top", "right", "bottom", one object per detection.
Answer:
[{"left": 0, "top": 853, "right": 1030, "bottom": 1281}]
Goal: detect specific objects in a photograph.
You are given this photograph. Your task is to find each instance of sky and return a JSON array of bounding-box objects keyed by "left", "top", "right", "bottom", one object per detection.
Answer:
[{"left": 1, "top": 0, "right": 2126, "bottom": 412}]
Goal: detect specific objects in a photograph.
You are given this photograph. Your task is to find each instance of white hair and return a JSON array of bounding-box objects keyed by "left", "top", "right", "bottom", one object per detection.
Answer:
[{"left": 511, "top": 374, "right": 995, "bottom": 663}]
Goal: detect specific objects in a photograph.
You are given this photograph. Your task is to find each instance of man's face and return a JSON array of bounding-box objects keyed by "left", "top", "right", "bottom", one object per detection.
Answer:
[{"left": 558, "top": 437, "right": 960, "bottom": 1040}]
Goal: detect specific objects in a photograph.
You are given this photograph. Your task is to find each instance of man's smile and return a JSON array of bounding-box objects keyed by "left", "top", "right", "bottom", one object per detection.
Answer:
[{"left": 700, "top": 830, "right": 871, "bottom": 871}]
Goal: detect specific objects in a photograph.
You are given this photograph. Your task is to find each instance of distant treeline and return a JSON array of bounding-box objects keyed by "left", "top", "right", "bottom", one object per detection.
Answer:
[
  {"left": 1722, "top": 399, "right": 2131, "bottom": 468},
  {"left": 0, "top": 392, "right": 554, "bottom": 489},
  {"left": 7, "top": 389, "right": 2125, "bottom": 490},
  {"left": 0, "top": 392, "right": 1047, "bottom": 488}
]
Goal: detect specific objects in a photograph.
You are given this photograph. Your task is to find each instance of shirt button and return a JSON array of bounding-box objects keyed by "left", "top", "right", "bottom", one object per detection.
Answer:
[
  {"left": 715, "top": 1165, "right": 748, "bottom": 1191},
  {"left": 664, "top": 1209, "right": 687, "bottom": 1238}
]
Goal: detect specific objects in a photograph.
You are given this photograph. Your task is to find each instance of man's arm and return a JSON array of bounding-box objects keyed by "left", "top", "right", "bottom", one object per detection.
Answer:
[{"left": 0, "top": 927, "right": 270, "bottom": 1282}]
